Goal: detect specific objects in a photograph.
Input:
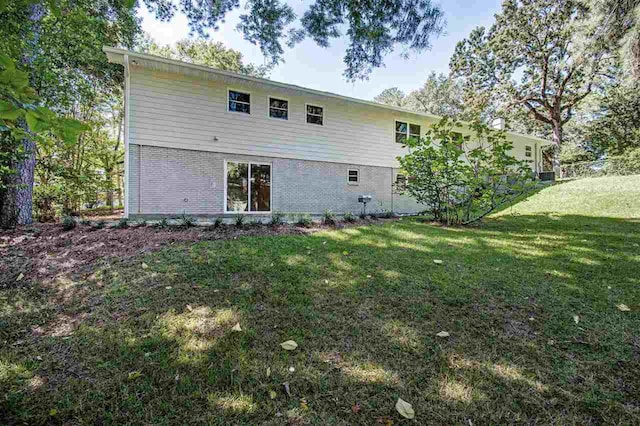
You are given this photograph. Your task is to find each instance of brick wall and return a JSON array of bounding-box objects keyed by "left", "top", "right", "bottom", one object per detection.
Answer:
[{"left": 128, "top": 144, "right": 423, "bottom": 217}]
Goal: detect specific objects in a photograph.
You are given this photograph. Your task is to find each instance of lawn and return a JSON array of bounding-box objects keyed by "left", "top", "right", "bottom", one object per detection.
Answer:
[{"left": 1, "top": 176, "right": 639, "bottom": 424}]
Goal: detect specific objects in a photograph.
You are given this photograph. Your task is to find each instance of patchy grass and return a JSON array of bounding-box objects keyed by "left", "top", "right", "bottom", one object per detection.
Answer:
[{"left": 1, "top": 176, "right": 640, "bottom": 424}]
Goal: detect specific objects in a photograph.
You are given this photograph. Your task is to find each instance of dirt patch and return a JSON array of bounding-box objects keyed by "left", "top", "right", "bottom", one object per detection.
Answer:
[{"left": 0, "top": 219, "right": 397, "bottom": 288}]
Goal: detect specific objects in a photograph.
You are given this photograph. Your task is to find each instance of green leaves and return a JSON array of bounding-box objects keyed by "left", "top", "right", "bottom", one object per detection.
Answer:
[{"left": 0, "top": 100, "right": 22, "bottom": 120}]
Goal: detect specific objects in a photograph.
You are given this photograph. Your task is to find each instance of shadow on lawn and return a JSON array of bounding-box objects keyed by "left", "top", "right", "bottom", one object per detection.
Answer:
[{"left": 1, "top": 214, "right": 639, "bottom": 424}]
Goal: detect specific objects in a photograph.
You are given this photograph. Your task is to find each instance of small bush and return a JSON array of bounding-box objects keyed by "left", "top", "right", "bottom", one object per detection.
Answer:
[
  {"left": 322, "top": 210, "right": 337, "bottom": 225},
  {"left": 213, "top": 217, "right": 223, "bottom": 228},
  {"left": 359, "top": 212, "right": 367, "bottom": 220},
  {"left": 270, "top": 211, "right": 285, "bottom": 226},
  {"left": 79, "top": 218, "right": 91, "bottom": 226},
  {"left": 135, "top": 220, "right": 147, "bottom": 227},
  {"left": 343, "top": 212, "right": 357, "bottom": 223},
  {"left": 61, "top": 216, "right": 76, "bottom": 231},
  {"left": 180, "top": 214, "right": 196, "bottom": 227},
  {"left": 156, "top": 218, "right": 169, "bottom": 228},
  {"left": 295, "top": 213, "right": 312, "bottom": 227},
  {"left": 234, "top": 214, "right": 245, "bottom": 228},
  {"left": 114, "top": 218, "right": 129, "bottom": 229},
  {"left": 93, "top": 220, "right": 106, "bottom": 230},
  {"left": 378, "top": 209, "right": 394, "bottom": 219}
]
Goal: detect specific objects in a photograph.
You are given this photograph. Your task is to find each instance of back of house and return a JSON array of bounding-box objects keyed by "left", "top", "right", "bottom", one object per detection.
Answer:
[{"left": 104, "top": 47, "right": 551, "bottom": 220}]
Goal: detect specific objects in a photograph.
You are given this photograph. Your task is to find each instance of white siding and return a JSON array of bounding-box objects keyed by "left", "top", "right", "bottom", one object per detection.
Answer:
[{"left": 129, "top": 65, "right": 541, "bottom": 169}]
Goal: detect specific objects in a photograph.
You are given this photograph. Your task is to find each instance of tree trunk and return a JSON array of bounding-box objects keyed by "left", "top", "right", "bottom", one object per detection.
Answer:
[
  {"left": 16, "top": 138, "right": 36, "bottom": 224},
  {"left": 551, "top": 122, "right": 563, "bottom": 178},
  {"left": 0, "top": 138, "right": 36, "bottom": 228},
  {"left": 105, "top": 166, "right": 114, "bottom": 209}
]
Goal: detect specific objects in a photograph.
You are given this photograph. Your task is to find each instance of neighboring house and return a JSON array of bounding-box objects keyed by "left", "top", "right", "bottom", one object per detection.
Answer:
[{"left": 104, "top": 47, "right": 552, "bottom": 220}]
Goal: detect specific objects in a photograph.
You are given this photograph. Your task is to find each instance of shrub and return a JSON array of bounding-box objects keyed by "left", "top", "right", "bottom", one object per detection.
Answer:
[
  {"left": 180, "top": 214, "right": 196, "bottom": 227},
  {"left": 135, "top": 220, "right": 147, "bottom": 227},
  {"left": 213, "top": 217, "right": 223, "bottom": 228},
  {"left": 359, "top": 211, "right": 367, "bottom": 220},
  {"left": 234, "top": 214, "right": 245, "bottom": 228},
  {"left": 397, "top": 118, "right": 535, "bottom": 225},
  {"left": 322, "top": 210, "right": 337, "bottom": 225},
  {"left": 114, "top": 218, "right": 129, "bottom": 229},
  {"left": 295, "top": 213, "right": 313, "bottom": 227},
  {"left": 93, "top": 220, "right": 106, "bottom": 229},
  {"left": 378, "top": 209, "right": 394, "bottom": 219},
  {"left": 61, "top": 216, "right": 76, "bottom": 231},
  {"left": 270, "top": 211, "right": 285, "bottom": 226},
  {"left": 343, "top": 212, "right": 357, "bottom": 223},
  {"left": 155, "top": 218, "right": 169, "bottom": 228},
  {"left": 79, "top": 218, "right": 91, "bottom": 226}
]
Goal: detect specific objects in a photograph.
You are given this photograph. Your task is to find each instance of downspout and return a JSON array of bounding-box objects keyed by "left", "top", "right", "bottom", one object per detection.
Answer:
[{"left": 123, "top": 54, "right": 131, "bottom": 218}]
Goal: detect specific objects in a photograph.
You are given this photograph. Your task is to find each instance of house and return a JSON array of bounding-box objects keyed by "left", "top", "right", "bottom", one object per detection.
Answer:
[{"left": 103, "top": 47, "right": 552, "bottom": 220}]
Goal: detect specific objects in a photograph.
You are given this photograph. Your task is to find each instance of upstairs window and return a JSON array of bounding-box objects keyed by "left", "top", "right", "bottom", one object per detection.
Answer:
[
  {"left": 396, "top": 121, "right": 421, "bottom": 144},
  {"left": 228, "top": 90, "right": 250, "bottom": 114},
  {"left": 451, "top": 132, "right": 470, "bottom": 149},
  {"left": 306, "top": 104, "right": 324, "bottom": 125},
  {"left": 395, "top": 121, "right": 408, "bottom": 144},
  {"left": 525, "top": 145, "right": 532, "bottom": 157},
  {"left": 269, "top": 97, "right": 288, "bottom": 120},
  {"left": 409, "top": 124, "right": 421, "bottom": 140},
  {"left": 348, "top": 169, "right": 359, "bottom": 184}
]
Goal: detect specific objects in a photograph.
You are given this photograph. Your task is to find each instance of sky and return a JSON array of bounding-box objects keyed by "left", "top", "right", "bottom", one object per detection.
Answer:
[{"left": 140, "top": 0, "right": 502, "bottom": 101}]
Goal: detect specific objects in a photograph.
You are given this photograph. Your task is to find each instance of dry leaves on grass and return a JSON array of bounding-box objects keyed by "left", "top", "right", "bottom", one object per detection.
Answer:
[
  {"left": 395, "top": 398, "right": 415, "bottom": 419},
  {"left": 616, "top": 304, "right": 631, "bottom": 312},
  {"left": 436, "top": 331, "right": 450, "bottom": 337},
  {"left": 232, "top": 323, "right": 242, "bottom": 332},
  {"left": 280, "top": 340, "right": 298, "bottom": 351}
]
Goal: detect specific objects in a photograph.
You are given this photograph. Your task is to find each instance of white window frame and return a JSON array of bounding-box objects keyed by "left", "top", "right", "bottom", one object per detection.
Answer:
[
  {"left": 227, "top": 88, "right": 251, "bottom": 114},
  {"left": 305, "top": 103, "right": 324, "bottom": 126},
  {"left": 395, "top": 120, "right": 421, "bottom": 144},
  {"left": 223, "top": 160, "right": 273, "bottom": 214},
  {"left": 267, "top": 96, "right": 289, "bottom": 121},
  {"left": 347, "top": 168, "right": 359, "bottom": 185}
]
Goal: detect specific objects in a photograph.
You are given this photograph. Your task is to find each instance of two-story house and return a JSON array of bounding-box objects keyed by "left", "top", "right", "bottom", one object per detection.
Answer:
[{"left": 104, "top": 47, "right": 551, "bottom": 220}]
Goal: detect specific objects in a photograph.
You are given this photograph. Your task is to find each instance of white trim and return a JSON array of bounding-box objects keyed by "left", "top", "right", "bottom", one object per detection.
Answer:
[
  {"left": 123, "top": 54, "right": 130, "bottom": 218},
  {"left": 223, "top": 159, "right": 273, "bottom": 214},
  {"left": 227, "top": 88, "right": 251, "bottom": 114},
  {"left": 267, "top": 95, "right": 289, "bottom": 121},
  {"left": 103, "top": 46, "right": 552, "bottom": 145},
  {"left": 347, "top": 168, "right": 359, "bottom": 185},
  {"left": 305, "top": 103, "right": 324, "bottom": 126}
]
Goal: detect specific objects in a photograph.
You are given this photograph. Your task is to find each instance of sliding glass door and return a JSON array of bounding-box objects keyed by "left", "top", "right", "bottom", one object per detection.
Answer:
[{"left": 225, "top": 161, "right": 271, "bottom": 212}]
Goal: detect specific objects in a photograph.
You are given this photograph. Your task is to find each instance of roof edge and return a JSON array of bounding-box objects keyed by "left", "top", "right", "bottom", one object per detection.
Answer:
[{"left": 103, "top": 46, "right": 551, "bottom": 144}]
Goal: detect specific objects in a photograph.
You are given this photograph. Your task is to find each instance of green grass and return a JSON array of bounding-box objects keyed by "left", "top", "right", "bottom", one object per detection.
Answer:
[{"left": 2, "top": 176, "right": 640, "bottom": 424}]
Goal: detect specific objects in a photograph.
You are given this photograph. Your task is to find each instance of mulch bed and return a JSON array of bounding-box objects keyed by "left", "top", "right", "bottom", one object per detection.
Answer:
[{"left": 0, "top": 219, "right": 396, "bottom": 288}]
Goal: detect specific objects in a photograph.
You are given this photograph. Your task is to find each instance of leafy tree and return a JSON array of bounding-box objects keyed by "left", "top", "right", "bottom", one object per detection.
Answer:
[
  {"left": 0, "top": 54, "right": 84, "bottom": 227},
  {"left": 140, "top": 0, "right": 445, "bottom": 80},
  {"left": 451, "top": 0, "right": 615, "bottom": 174},
  {"left": 140, "top": 37, "right": 271, "bottom": 77},
  {"left": 374, "top": 73, "right": 464, "bottom": 117},
  {"left": 584, "top": 0, "right": 640, "bottom": 81},
  {"left": 585, "top": 82, "right": 640, "bottom": 155},
  {"left": 373, "top": 87, "right": 407, "bottom": 108},
  {"left": 397, "top": 118, "right": 534, "bottom": 225}
]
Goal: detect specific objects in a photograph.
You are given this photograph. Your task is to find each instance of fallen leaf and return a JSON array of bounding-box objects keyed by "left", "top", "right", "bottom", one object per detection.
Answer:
[
  {"left": 616, "top": 304, "right": 631, "bottom": 312},
  {"left": 366, "top": 275, "right": 372, "bottom": 278},
  {"left": 269, "top": 390, "right": 277, "bottom": 399},
  {"left": 49, "top": 409, "right": 58, "bottom": 416},
  {"left": 141, "top": 263, "right": 148, "bottom": 269},
  {"left": 289, "top": 366, "right": 295, "bottom": 372},
  {"left": 433, "top": 259, "right": 443, "bottom": 264},
  {"left": 300, "top": 398, "right": 309, "bottom": 410},
  {"left": 324, "top": 279, "right": 329, "bottom": 284},
  {"left": 165, "top": 286, "right": 172, "bottom": 290},
  {"left": 232, "top": 323, "right": 242, "bottom": 332},
  {"left": 280, "top": 340, "right": 298, "bottom": 351},
  {"left": 16, "top": 273, "right": 24, "bottom": 282},
  {"left": 266, "top": 367, "right": 271, "bottom": 377},
  {"left": 573, "top": 315, "right": 580, "bottom": 324},
  {"left": 436, "top": 331, "right": 450, "bottom": 338},
  {"left": 395, "top": 398, "right": 415, "bottom": 419},
  {"left": 128, "top": 371, "right": 142, "bottom": 381},
  {"left": 342, "top": 251, "right": 349, "bottom": 256},
  {"left": 351, "top": 403, "right": 361, "bottom": 413}
]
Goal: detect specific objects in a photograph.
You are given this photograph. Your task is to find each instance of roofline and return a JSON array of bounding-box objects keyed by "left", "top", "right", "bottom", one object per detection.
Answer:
[{"left": 103, "top": 46, "right": 551, "bottom": 144}]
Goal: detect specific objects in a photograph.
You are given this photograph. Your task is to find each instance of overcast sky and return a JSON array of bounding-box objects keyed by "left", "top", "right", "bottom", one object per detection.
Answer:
[{"left": 140, "top": 0, "right": 502, "bottom": 101}]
